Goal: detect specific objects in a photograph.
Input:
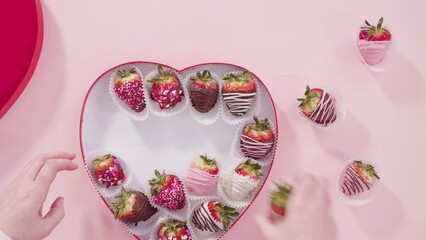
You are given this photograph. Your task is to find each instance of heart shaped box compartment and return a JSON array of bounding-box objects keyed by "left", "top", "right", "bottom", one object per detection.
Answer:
[{"left": 80, "top": 62, "right": 279, "bottom": 240}]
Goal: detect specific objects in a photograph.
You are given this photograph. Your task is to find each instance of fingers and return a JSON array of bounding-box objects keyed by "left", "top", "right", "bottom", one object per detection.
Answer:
[
  {"left": 21, "top": 152, "right": 76, "bottom": 181},
  {"left": 42, "top": 197, "right": 65, "bottom": 237},
  {"left": 32, "top": 158, "right": 78, "bottom": 205},
  {"left": 255, "top": 215, "right": 276, "bottom": 240}
]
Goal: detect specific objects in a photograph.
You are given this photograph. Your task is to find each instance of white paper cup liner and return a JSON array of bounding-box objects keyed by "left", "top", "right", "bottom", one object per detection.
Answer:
[
  {"left": 230, "top": 117, "right": 277, "bottom": 166},
  {"left": 297, "top": 85, "right": 347, "bottom": 131},
  {"left": 221, "top": 71, "right": 261, "bottom": 125},
  {"left": 109, "top": 65, "right": 150, "bottom": 121},
  {"left": 103, "top": 188, "right": 161, "bottom": 237},
  {"left": 356, "top": 30, "right": 397, "bottom": 73},
  {"left": 184, "top": 70, "right": 222, "bottom": 125},
  {"left": 336, "top": 159, "right": 381, "bottom": 206},
  {"left": 216, "top": 158, "right": 264, "bottom": 208},
  {"left": 145, "top": 170, "right": 191, "bottom": 220},
  {"left": 144, "top": 66, "right": 189, "bottom": 118},
  {"left": 188, "top": 199, "right": 233, "bottom": 240},
  {"left": 84, "top": 149, "right": 132, "bottom": 198}
]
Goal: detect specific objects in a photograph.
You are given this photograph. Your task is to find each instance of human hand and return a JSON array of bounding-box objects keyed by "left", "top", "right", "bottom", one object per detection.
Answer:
[
  {"left": 256, "top": 174, "right": 336, "bottom": 240},
  {"left": 0, "top": 152, "right": 78, "bottom": 240}
]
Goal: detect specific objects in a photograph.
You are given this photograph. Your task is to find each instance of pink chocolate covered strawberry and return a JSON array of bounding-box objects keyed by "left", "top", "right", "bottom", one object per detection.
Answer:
[
  {"left": 149, "top": 170, "right": 186, "bottom": 211},
  {"left": 192, "top": 201, "right": 239, "bottom": 232},
  {"left": 110, "top": 187, "right": 157, "bottom": 224},
  {"left": 189, "top": 70, "right": 219, "bottom": 113},
  {"left": 148, "top": 65, "right": 184, "bottom": 110},
  {"left": 186, "top": 154, "right": 219, "bottom": 195},
  {"left": 222, "top": 159, "right": 263, "bottom": 200},
  {"left": 158, "top": 219, "right": 192, "bottom": 240},
  {"left": 297, "top": 85, "right": 337, "bottom": 126},
  {"left": 240, "top": 116, "right": 275, "bottom": 159},
  {"left": 222, "top": 71, "right": 256, "bottom": 116},
  {"left": 341, "top": 160, "right": 380, "bottom": 196},
  {"left": 92, "top": 154, "right": 125, "bottom": 188},
  {"left": 114, "top": 68, "right": 146, "bottom": 112},
  {"left": 358, "top": 17, "right": 392, "bottom": 66}
]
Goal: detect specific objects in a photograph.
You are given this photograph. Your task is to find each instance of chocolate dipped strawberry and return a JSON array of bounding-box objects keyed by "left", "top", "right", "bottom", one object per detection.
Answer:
[
  {"left": 222, "top": 159, "right": 263, "bottom": 200},
  {"left": 110, "top": 187, "right": 158, "bottom": 225},
  {"left": 114, "top": 67, "right": 146, "bottom": 112},
  {"left": 148, "top": 65, "right": 184, "bottom": 110},
  {"left": 341, "top": 160, "right": 380, "bottom": 196},
  {"left": 149, "top": 170, "right": 186, "bottom": 211},
  {"left": 358, "top": 17, "right": 392, "bottom": 66},
  {"left": 269, "top": 182, "right": 292, "bottom": 222},
  {"left": 189, "top": 70, "right": 219, "bottom": 113},
  {"left": 92, "top": 154, "right": 125, "bottom": 188},
  {"left": 158, "top": 219, "right": 192, "bottom": 240},
  {"left": 192, "top": 201, "right": 239, "bottom": 233},
  {"left": 240, "top": 116, "right": 275, "bottom": 159},
  {"left": 297, "top": 85, "right": 337, "bottom": 126},
  {"left": 222, "top": 71, "right": 256, "bottom": 116},
  {"left": 186, "top": 154, "right": 219, "bottom": 195}
]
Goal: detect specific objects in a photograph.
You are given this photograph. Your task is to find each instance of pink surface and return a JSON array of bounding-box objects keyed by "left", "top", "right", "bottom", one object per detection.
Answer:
[
  {"left": 0, "top": 0, "right": 425, "bottom": 239},
  {"left": 0, "top": 0, "right": 43, "bottom": 118}
]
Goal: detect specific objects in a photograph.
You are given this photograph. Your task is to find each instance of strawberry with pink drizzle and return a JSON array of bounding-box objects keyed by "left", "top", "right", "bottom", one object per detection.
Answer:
[
  {"left": 341, "top": 160, "right": 380, "bottom": 196},
  {"left": 297, "top": 85, "right": 337, "bottom": 126},
  {"left": 114, "top": 67, "right": 146, "bottom": 112},
  {"left": 148, "top": 65, "right": 184, "bottom": 110},
  {"left": 240, "top": 116, "right": 275, "bottom": 159},
  {"left": 186, "top": 154, "right": 219, "bottom": 195},
  {"left": 149, "top": 170, "right": 186, "bottom": 211},
  {"left": 92, "top": 154, "right": 125, "bottom": 188}
]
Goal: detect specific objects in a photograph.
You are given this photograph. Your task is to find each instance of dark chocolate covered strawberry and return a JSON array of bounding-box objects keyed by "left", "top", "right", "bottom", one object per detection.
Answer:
[
  {"left": 189, "top": 70, "right": 219, "bottom": 113},
  {"left": 110, "top": 187, "right": 157, "bottom": 224},
  {"left": 222, "top": 71, "right": 256, "bottom": 116},
  {"left": 148, "top": 65, "right": 184, "bottom": 110},
  {"left": 240, "top": 116, "right": 275, "bottom": 159},
  {"left": 192, "top": 201, "right": 239, "bottom": 232},
  {"left": 297, "top": 86, "right": 337, "bottom": 126},
  {"left": 114, "top": 68, "right": 146, "bottom": 112}
]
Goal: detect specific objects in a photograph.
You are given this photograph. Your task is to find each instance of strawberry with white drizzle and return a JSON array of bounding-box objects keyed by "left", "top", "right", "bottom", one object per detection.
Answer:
[
  {"left": 222, "top": 71, "right": 256, "bottom": 116},
  {"left": 240, "top": 116, "right": 275, "bottom": 159},
  {"left": 186, "top": 154, "right": 219, "bottom": 195},
  {"left": 297, "top": 85, "right": 337, "bottom": 126},
  {"left": 114, "top": 67, "right": 146, "bottom": 112},
  {"left": 222, "top": 159, "right": 263, "bottom": 201},
  {"left": 341, "top": 160, "right": 380, "bottom": 196},
  {"left": 192, "top": 200, "right": 239, "bottom": 233}
]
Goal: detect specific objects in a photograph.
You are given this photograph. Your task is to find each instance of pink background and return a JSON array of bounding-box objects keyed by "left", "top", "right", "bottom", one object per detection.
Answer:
[{"left": 1, "top": 0, "right": 425, "bottom": 239}]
